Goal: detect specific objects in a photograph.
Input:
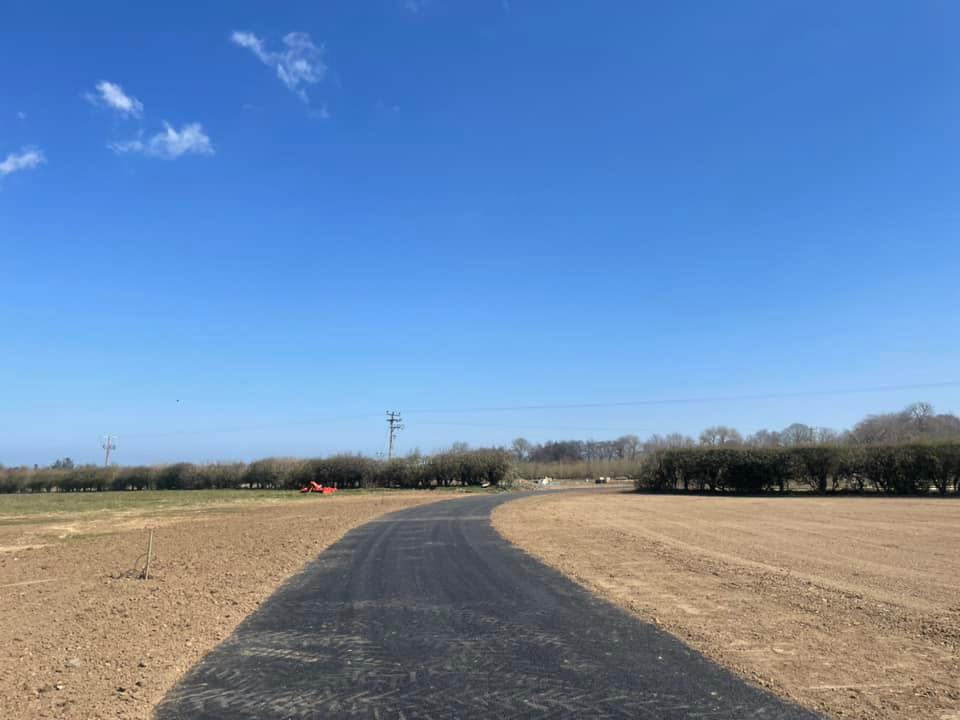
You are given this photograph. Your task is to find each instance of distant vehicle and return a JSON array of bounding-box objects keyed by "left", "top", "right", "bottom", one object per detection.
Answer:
[{"left": 300, "top": 481, "right": 337, "bottom": 495}]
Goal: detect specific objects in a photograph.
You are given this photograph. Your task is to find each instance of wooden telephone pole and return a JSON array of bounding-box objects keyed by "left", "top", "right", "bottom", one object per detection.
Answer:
[
  {"left": 101, "top": 435, "right": 117, "bottom": 467},
  {"left": 386, "top": 411, "right": 403, "bottom": 459}
]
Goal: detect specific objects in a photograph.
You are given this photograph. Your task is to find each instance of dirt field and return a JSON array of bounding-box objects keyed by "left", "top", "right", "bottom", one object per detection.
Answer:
[
  {"left": 494, "top": 492, "right": 960, "bottom": 720},
  {"left": 0, "top": 489, "right": 457, "bottom": 720}
]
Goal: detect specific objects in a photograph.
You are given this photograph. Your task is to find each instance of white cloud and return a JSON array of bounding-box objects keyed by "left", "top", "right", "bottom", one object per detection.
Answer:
[
  {"left": 110, "top": 123, "right": 213, "bottom": 159},
  {"left": 0, "top": 146, "right": 45, "bottom": 176},
  {"left": 231, "top": 31, "right": 269, "bottom": 62},
  {"left": 87, "top": 81, "right": 144, "bottom": 118},
  {"left": 16, "top": 111, "right": 27, "bottom": 120},
  {"left": 231, "top": 30, "right": 327, "bottom": 102}
]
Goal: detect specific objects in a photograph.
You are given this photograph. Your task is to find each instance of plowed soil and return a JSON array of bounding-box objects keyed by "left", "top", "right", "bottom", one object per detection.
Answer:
[
  {"left": 493, "top": 492, "right": 960, "bottom": 720},
  {"left": 0, "top": 491, "right": 452, "bottom": 720}
]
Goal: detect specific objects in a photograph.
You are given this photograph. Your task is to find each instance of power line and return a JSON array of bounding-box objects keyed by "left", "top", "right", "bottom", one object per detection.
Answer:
[
  {"left": 414, "top": 420, "right": 658, "bottom": 434},
  {"left": 83, "top": 379, "right": 960, "bottom": 440},
  {"left": 401, "top": 380, "right": 960, "bottom": 415}
]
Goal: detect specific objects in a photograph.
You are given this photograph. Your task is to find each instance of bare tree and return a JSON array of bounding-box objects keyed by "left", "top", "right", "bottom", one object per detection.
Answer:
[
  {"left": 780, "top": 423, "right": 815, "bottom": 446},
  {"left": 814, "top": 427, "right": 839, "bottom": 444},
  {"left": 528, "top": 440, "right": 586, "bottom": 463},
  {"left": 746, "top": 429, "right": 781, "bottom": 447},
  {"left": 848, "top": 402, "right": 960, "bottom": 444},
  {"left": 510, "top": 438, "right": 532, "bottom": 462},
  {"left": 616, "top": 434, "right": 642, "bottom": 459},
  {"left": 644, "top": 433, "right": 695, "bottom": 452},
  {"left": 699, "top": 426, "right": 743, "bottom": 447},
  {"left": 905, "top": 402, "right": 934, "bottom": 432}
]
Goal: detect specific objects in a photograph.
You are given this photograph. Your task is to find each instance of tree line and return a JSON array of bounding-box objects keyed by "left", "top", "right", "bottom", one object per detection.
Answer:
[
  {"left": 508, "top": 402, "right": 960, "bottom": 463},
  {"left": 3, "top": 401, "right": 958, "bottom": 493},
  {"left": 0, "top": 450, "right": 513, "bottom": 494}
]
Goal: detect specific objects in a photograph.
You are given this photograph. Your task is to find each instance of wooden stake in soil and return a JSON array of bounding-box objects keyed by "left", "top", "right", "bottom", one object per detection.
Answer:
[{"left": 143, "top": 528, "right": 155, "bottom": 580}]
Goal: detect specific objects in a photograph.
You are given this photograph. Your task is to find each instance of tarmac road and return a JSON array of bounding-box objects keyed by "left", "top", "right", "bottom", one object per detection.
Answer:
[{"left": 156, "top": 493, "right": 820, "bottom": 719}]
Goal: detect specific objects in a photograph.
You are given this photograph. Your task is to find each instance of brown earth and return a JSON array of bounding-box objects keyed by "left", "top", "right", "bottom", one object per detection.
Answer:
[
  {"left": 0, "top": 491, "right": 456, "bottom": 720},
  {"left": 493, "top": 492, "right": 960, "bottom": 720}
]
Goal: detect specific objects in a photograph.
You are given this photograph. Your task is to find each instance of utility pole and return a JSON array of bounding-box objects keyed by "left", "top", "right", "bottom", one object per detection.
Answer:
[
  {"left": 101, "top": 435, "right": 117, "bottom": 467},
  {"left": 386, "top": 411, "right": 403, "bottom": 460}
]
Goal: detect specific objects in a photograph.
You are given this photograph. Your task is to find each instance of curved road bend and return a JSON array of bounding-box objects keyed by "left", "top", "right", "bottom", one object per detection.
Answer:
[{"left": 156, "top": 493, "right": 820, "bottom": 719}]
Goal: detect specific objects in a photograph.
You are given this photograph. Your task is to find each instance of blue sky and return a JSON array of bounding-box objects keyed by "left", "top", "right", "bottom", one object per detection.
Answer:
[{"left": 2, "top": 1, "right": 959, "bottom": 465}]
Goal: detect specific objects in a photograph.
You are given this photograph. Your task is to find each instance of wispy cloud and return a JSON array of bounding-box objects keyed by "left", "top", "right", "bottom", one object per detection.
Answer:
[
  {"left": 402, "top": 0, "right": 425, "bottom": 13},
  {"left": 16, "top": 111, "right": 27, "bottom": 120},
  {"left": 86, "top": 81, "right": 144, "bottom": 118},
  {"left": 231, "top": 31, "right": 327, "bottom": 102},
  {"left": 0, "top": 147, "right": 45, "bottom": 176},
  {"left": 110, "top": 123, "right": 213, "bottom": 159}
]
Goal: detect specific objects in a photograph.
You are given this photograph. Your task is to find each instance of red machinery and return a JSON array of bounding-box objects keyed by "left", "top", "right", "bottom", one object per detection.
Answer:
[{"left": 300, "top": 481, "right": 338, "bottom": 495}]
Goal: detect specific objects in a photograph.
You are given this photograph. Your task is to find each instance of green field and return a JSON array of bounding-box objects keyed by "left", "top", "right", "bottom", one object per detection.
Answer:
[
  {"left": 0, "top": 489, "right": 308, "bottom": 521},
  {"left": 0, "top": 486, "right": 496, "bottom": 523}
]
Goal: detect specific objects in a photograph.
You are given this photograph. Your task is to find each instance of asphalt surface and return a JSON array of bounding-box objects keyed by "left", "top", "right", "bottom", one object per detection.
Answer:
[{"left": 156, "top": 493, "right": 820, "bottom": 719}]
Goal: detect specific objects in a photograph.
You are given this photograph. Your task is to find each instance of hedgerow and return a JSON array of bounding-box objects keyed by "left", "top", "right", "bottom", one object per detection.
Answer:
[
  {"left": 635, "top": 443, "right": 960, "bottom": 495},
  {"left": 0, "top": 449, "right": 514, "bottom": 494}
]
